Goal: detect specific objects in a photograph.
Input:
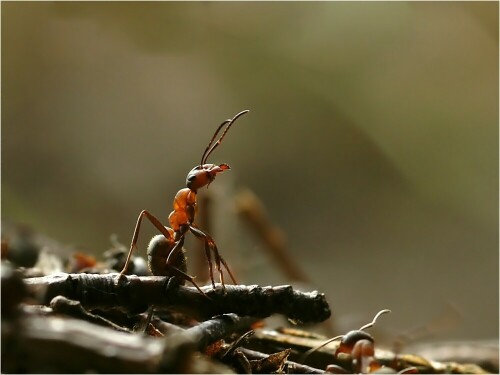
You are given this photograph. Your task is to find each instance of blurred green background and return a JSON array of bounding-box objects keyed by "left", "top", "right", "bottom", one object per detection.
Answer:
[{"left": 2, "top": 2, "right": 498, "bottom": 343}]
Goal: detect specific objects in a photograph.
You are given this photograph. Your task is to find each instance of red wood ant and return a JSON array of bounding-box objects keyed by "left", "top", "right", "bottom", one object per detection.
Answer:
[
  {"left": 119, "top": 110, "right": 249, "bottom": 294},
  {"left": 301, "top": 309, "right": 391, "bottom": 373}
]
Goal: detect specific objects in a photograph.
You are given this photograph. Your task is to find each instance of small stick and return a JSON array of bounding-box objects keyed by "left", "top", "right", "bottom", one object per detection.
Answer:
[
  {"left": 239, "top": 347, "right": 325, "bottom": 374},
  {"left": 49, "top": 295, "right": 131, "bottom": 333},
  {"left": 235, "top": 188, "right": 310, "bottom": 283}
]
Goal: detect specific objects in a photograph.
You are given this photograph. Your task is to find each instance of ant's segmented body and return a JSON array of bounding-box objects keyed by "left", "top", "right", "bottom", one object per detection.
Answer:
[
  {"left": 302, "top": 309, "right": 392, "bottom": 373},
  {"left": 119, "top": 110, "right": 249, "bottom": 293}
]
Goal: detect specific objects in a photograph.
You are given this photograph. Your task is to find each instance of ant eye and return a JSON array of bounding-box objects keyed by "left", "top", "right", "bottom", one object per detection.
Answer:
[{"left": 187, "top": 175, "right": 196, "bottom": 182}]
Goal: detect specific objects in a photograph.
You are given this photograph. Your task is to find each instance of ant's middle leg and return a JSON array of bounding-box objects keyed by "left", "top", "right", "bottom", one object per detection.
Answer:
[
  {"left": 165, "top": 263, "right": 208, "bottom": 297},
  {"left": 176, "top": 228, "right": 215, "bottom": 288},
  {"left": 166, "top": 232, "right": 215, "bottom": 288},
  {"left": 120, "top": 210, "right": 176, "bottom": 276},
  {"left": 189, "top": 225, "right": 238, "bottom": 288},
  {"left": 148, "top": 233, "right": 208, "bottom": 297}
]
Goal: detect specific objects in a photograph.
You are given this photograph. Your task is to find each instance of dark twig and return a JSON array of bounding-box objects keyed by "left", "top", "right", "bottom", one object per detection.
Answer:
[
  {"left": 24, "top": 273, "right": 331, "bottom": 322},
  {"left": 239, "top": 347, "right": 325, "bottom": 374},
  {"left": 49, "top": 295, "right": 131, "bottom": 333},
  {"left": 165, "top": 313, "right": 259, "bottom": 352}
]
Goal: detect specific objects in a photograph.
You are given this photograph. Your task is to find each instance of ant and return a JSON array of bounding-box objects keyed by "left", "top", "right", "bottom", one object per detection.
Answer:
[
  {"left": 119, "top": 110, "right": 249, "bottom": 294},
  {"left": 301, "top": 309, "right": 391, "bottom": 373}
]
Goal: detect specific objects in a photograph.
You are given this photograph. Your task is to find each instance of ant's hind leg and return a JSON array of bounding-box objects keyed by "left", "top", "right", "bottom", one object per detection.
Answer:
[
  {"left": 219, "top": 255, "right": 238, "bottom": 285},
  {"left": 188, "top": 226, "right": 220, "bottom": 288},
  {"left": 189, "top": 225, "right": 238, "bottom": 288},
  {"left": 203, "top": 241, "right": 216, "bottom": 288},
  {"left": 212, "top": 246, "right": 238, "bottom": 287}
]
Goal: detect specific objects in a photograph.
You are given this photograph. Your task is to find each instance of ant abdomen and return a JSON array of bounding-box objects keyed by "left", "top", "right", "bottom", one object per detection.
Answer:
[{"left": 147, "top": 233, "right": 187, "bottom": 279}]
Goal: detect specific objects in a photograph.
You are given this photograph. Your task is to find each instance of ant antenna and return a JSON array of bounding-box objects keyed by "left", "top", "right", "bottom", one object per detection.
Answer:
[
  {"left": 301, "top": 335, "right": 343, "bottom": 362},
  {"left": 359, "top": 309, "right": 391, "bottom": 331},
  {"left": 200, "top": 120, "right": 230, "bottom": 165},
  {"left": 200, "top": 109, "right": 249, "bottom": 165},
  {"left": 300, "top": 309, "right": 391, "bottom": 363}
]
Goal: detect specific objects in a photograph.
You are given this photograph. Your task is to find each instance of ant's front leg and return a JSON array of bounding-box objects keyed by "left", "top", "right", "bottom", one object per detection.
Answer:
[
  {"left": 120, "top": 210, "right": 174, "bottom": 276},
  {"left": 189, "top": 225, "right": 238, "bottom": 289}
]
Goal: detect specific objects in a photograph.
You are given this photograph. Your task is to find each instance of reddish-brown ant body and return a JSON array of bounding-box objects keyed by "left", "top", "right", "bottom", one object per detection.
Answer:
[
  {"left": 302, "top": 309, "right": 391, "bottom": 373},
  {"left": 119, "top": 110, "right": 249, "bottom": 293}
]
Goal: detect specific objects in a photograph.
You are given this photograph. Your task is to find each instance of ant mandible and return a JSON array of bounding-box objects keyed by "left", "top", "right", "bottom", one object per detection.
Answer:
[{"left": 119, "top": 110, "right": 250, "bottom": 294}]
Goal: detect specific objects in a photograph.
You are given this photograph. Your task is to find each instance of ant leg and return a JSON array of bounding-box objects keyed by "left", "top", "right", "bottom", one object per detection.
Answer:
[
  {"left": 203, "top": 241, "right": 215, "bottom": 288},
  {"left": 218, "top": 255, "right": 237, "bottom": 285},
  {"left": 164, "top": 235, "right": 186, "bottom": 271},
  {"left": 164, "top": 262, "right": 208, "bottom": 297},
  {"left": 119, "top": 210, "right": 175, "bottom": 276},
  {"left": 188, "top": 226, "right": 220, "bottom": 288},
  {"left": 164, "top": 236, "right": 208, "bottom": 297},
  {"left": 186, "top": 229, "right": 216, "bottom": 288},
  {"left": 189, "top": 225, "right": 238, "bottom": 288},
  {"left": 120, "top": 211, "right": 208, "bottom": 297},
  {"left": 143, "top": 305, "right": 155, "bottom": 335}
]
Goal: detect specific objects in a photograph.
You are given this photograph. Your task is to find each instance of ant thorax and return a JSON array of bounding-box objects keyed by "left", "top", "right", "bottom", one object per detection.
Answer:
[{"left": 169, "top": 188, "right": 196, "bottom": 231}]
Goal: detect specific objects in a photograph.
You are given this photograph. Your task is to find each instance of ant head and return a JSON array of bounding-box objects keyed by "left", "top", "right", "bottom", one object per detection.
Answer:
[
  {"left": 301, "top": 309, "right": 391, "bottom": 366},
  {"left": 337, "top": 330, "right": 374, "bottom": 354},
  {"left": 186, "top": 163, "right": 230, "bottom": 191},
  {"left": 186, "top": 110, "right": 249, "bottom": 191},
  {"left": 337, "top": 309, "right": 391, "bottom": 355}
]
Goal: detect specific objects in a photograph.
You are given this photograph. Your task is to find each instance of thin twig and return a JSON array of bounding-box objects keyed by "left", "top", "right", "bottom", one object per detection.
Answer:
[
  {"left": 49, "top": 295, "right": 131, "bottom": 333},
  {"left": 239, "top": 347, "right": 325, "bottom": 374},
  {"left": 235, "top": 188, "right": 310, "bottom": 283}
]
